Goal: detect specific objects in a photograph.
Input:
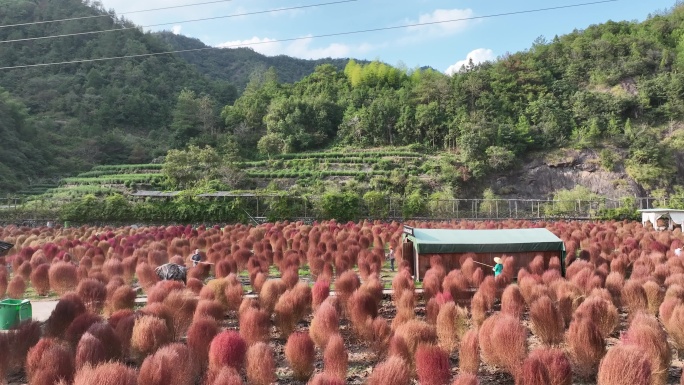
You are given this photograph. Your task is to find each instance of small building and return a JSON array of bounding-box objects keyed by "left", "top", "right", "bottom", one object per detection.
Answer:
[
  {"left": 639, "top": 209, "right": 684, "bottom": 231},
  {"left": 401, "top": 226, "right": 566, "bottom": 281}
]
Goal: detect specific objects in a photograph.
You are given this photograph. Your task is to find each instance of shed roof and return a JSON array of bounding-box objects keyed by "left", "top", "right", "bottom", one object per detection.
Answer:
[
  {"left": 403, "top": 227, "right": 565, "bottom": 254},
  {"left": 638, "top": 209, "right": 684, "bottom": 213}
]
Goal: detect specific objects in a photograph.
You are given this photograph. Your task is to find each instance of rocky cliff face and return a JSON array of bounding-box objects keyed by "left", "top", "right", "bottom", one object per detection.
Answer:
[{"left": 487, "top": 149, "right": 647, "bottom": 199}]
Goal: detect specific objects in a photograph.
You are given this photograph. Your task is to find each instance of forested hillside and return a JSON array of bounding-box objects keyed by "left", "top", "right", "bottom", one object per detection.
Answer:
[
  {"left": 221, "top": 6, "right": 684, "bottom": 196},
  {"left": 2, "top": 0, "right": 684, "bottom": 199},
  {"left": 155, "top": 32, "right": 358, "bottom": 91}
]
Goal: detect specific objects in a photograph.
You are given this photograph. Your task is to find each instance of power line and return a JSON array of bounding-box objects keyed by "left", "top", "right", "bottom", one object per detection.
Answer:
[
  {"left": 0, "top": 0, "right": 242, "bottom": 29},
  {"left": 0, "top": 0, "right": 619, "bottom": 71},
  {"left": 0, "top": 0, "right": 358, "bottom": 44}
]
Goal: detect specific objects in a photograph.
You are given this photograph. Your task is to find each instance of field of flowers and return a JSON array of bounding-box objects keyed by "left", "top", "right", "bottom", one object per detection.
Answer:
[{"left": 0, "top": 219, "right": 682, "bottom": 385}]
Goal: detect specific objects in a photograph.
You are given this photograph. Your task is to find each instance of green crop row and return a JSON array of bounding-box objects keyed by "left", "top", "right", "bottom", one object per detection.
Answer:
[
  {"left": 271, "top": 151, "right": 423, "bottom": 160},
  {"left": 76, "top": 168, "right": 163, "bottom": 178},
  {"left": 238, "top": 156, "right": 419, "bottom": 168},
  {"left": 90, "top": 164, "right": 163, "bottom": 172},
  {"left": 62, "top": 173, "right": 164, "bottom": 185},
  {"left": 246, "top": 170, "right": 392, "bottom": 178}
]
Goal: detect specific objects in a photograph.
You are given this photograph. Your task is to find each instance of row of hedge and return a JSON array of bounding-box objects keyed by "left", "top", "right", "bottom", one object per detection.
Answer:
[{"left": 49, "top": 192, "right": 640, "bottom": 224}]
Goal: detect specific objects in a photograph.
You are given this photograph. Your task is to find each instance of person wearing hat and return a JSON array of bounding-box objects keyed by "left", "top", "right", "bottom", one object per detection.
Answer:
[
  {"left": 493, "top": 257, "right": 504, "bottom": 277},
  {"left": 387, "top": 246, "right": 396, "bottom": 272}
]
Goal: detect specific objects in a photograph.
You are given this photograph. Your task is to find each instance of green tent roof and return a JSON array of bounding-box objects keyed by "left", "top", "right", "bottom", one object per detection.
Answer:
[{"left": 403, "top": 227, "right": 565, "bottom": 254}]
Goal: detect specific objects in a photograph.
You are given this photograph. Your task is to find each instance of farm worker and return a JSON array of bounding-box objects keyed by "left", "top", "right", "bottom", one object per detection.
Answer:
[
  {"left": 387, "top": 246, "right": 396, "bottom": 272},
  {"left": 190, "top": 249, "right": 202, "bottom": 267},
  {"left": 493, "top": 257, "right": 503, "bottom": 277}
]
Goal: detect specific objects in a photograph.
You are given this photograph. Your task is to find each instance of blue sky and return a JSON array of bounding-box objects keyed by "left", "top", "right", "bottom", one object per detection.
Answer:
[{"left": 100, "top": 0, "right": 678, "bottom": 74}]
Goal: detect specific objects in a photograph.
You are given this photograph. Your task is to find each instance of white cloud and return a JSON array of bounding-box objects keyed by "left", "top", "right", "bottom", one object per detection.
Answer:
[
  {"left": 445, "top": 48, "right": 495, "bottom": 75},
  {"left": 407, "top": 8, "right": 475, "bottom": 36},
  {"left": 172, "top": 25, "right": 182, "bottom": 35},
  {"left": 216, "top": 35, "right": 373, "bottom": 59},
  {"left": 216, "top": 37, "right": 282, "bottom": 56}
]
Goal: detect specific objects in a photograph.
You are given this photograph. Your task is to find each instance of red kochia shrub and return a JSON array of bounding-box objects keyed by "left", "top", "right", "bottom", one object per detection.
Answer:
[
  {"left": 25, "top": 338, "right": 57, "bottom": 380},
  {"left": 209, "top": 331, "right": 248, "bottom": 373},
  {"left": 73, "top": 362, "right": 138, "bottom": 385},
  {"left": 452, "top": 374, "right": 480, "bottom": 385},
  {"left": 187, "top": 318, "right": 219, "bottom": 371},
  {"left": 30, "top": 263, "right": 51, "bottom": 296},
  {"left": 77, "top": 278, "right": 107, "bottom": 313},
  {"left": 136, "top": 262, "right": 159, "bottom": 291},
  {"left": 17, "top": 260, "right": 31, "bottom": 281},
  {"left": 308, "top": 373, "right": 345, "bottom": 385},
  {"left": 246, "top": 342, "right": 276, "bottom": 385},
  {"left": 527, "top": 348, "right": 572, "bottom": 385},
  {"left": 394, "top": 319, "right": 438, "bottom": 357},
  {"left": 309, "top": 300, "right": 339, "bottom": 348},
  {"left": 335, "top": 270, "right": 360, "bottom": 309},
  {"left": 436, "top": 302, "right": 468, "bottom": 353},
  {"left": 194, "top": 300, "right": 225, "bottom": 322},
  {"left": 597, "top": 345, "right": 651, "bottom": 385},
  {"left": 622, "top": 280, "right": 648, "bottom": 314},
  {"left": 26, "top": 340, "right": 74, "bottom": 385},
  {"left": 8, "top": 320, "right": 41, "bottom": 372},
  {"left": 205, "top": 367, "right": 243, "bottom": 385},
  {"left": 312, "top": 279, "right": 330, "bottom": 309},
  {"left": 366, "top": 356, "right": 411, "bottom": 385},
  {"left": 147, "top": 280, "right": 185, "bottom": 303},
  {"left": 285, "top": 332, "right": 315, "bottom": 381},
  {"left": 259, "top": 279, "right": 286, "bottom": 314},
  {"left": 66, "top": 313, "right": 104, "bottom": 349},
  {"left": 323, "top": 333, "right": 348, "bottom": 381},
  {"left": 131, "top": 315, "right": 171, "bottom": 358},
  {"left": 138, "top": 343, "right": 194, "bottom": 385},
  {"left": 7, "top": 275, "right": 26, "bottom": 298},
  {"left": 0, "top": 267, "right": 7, "bottom": 298},
  {"left": 45, "top": 293, "right": 86, "bottom": 337},
  {"left": 529, "top": 296, "right": 564, "bottom": 345},
  {"left": 566, "top": 318, "right": 606, "bottom": 378},
  {"left": 48, "top": 262, "right": 78, "bottom": 295},
  {"left": 87, "top": 322, "right": 122, "bottom": 361},
  {"left": 347, "top": 289, "right": 378, "bottom": 339},
  {"left": 102, "top": 258, "right": 124, "bottom": 280},
  {"left": 501, "top": 285, "right": 526, "bottom": 319},
  {"left": 75, "top": 332, "right": 107, "bottom": 369},
  {"left": 459, "top": 329, "right": 480, "bottom": 375},
  {"left": 479, "top": 314, "right": 527, "bottom": 376},
  {"left": 574, "top": 296, "right": 619, "bottom": 338},
  {"left": 621, "top": 313, "right": 671, "bottom": 385},
  {"left": 239, "top": 307, "right": 270, "bottom": 346},
  {"left": 107, "top": 285, "right": 137, "bottom": 314},
  {"left": 415, "top": 344, "right": 451, "bottom": 385},
  {"left": 517, "top": 355, "right": 551, "bottom": 385},
  {"left": 163, "top": 290, "right": 198, "bottom": 339}
]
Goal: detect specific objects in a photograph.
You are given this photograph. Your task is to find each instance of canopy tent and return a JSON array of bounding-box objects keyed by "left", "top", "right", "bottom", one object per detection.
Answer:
[
  {"left": 639, "top": 209, "right": 684, "bottom": 231},
  {"left": 402, "top": 226, "right": 566, "bottom": 280},
  {"left": 0, "top": 241, "right": 13, "bottom": 255}
]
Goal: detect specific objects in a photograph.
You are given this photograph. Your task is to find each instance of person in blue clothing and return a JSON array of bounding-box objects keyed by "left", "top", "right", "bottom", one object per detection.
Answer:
[{"left": 493, "top": 257, "right": 503, "bottom": 277}]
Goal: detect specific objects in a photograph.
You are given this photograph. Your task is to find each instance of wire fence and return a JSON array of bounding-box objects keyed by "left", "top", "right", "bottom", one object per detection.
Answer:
[{"left": 0, "top": 194, "right": 669, "bottom": 227}]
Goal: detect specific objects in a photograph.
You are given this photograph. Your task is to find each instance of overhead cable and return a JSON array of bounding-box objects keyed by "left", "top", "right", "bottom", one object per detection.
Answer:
[
  {"left": 0, "top": 0, "right": 619, "bottom": 71},
  {"left": 0, "top": 0, "right": 359, "bottom": 44},
  {"left": 0, "top": 0, "right": 242, "bottom": 29}
]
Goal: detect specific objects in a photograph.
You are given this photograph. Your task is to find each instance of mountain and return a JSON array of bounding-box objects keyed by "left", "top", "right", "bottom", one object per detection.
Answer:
[
  {"left": 154, "top": 32, "right": 359, "bottom": 91},
  {"left": 2, "top": 0, "right": 684, "bottom": 202},
  {"left": 0, "top": 0, "right": 354, "bottom": 192},
  {"left": 219, "top": 6, "right": 684, "bottom": 199}
]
